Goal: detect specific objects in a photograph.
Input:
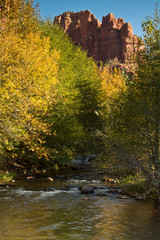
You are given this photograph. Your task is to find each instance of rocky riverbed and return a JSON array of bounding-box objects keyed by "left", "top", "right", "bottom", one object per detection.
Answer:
[{"left": 0, "top": 163, "right": 160, "bottom": 240}]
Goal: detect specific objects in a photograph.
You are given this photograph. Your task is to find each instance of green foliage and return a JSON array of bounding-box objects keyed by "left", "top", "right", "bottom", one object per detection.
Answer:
[
  {"left": 121, "top": 175, "right": 147, "bottom": 195},
  {"left": 102, "top": 4, "right": 160, "bottom": 199},
  {"left": 118, "top": 5, "right": 160, "bottom": 166},
  {"left": 0, "top": 171, "right": 17, "bottom": 182},
  {"left": 121, "top": 175, "right": 145, "bottom": 185},
  {"left": 40, "top": 20, "right": 104, "bottom": 161},
  {"left": 0, "top": 4, "right": 105, "bottom": 171}
]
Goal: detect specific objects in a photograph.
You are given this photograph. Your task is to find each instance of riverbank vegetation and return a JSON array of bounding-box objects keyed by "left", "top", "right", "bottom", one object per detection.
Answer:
[
  {"left": 0, "top": 1, "right": 160, "bottom": 201},
  {"left": 98, "top": 3, "right": 160, "bottom": 201},
  {"left": 0, "top": 0, "right": 105, "bottom": 171}
]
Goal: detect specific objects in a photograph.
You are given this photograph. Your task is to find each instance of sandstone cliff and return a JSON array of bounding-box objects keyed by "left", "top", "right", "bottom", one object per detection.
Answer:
[{"left": 54, "top": 10, "right": 139, "bottom": 63}]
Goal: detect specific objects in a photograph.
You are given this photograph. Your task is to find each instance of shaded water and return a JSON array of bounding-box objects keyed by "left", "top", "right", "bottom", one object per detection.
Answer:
[{"left": 0, "top": 166, "right": 160, "bottom": 240}]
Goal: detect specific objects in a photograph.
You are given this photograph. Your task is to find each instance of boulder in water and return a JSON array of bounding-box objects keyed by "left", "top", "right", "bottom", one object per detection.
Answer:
[{"left": 79, "top": 185, "right": 94, "bottom": 194}]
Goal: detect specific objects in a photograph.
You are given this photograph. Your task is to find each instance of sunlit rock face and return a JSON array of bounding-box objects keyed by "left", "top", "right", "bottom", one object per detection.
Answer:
[{"left": 54, "top": 10, "right": 139, "bottom": 63}]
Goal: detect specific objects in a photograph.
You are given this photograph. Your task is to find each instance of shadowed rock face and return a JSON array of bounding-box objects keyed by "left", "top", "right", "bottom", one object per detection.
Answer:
[{"left": 54, "top": 10, "right": 139, "bottom": 63}]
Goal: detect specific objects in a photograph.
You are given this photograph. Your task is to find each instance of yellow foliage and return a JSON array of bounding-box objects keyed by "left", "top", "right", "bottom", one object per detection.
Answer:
[
  {"left": 100, "top": 65, "right": 126, "bottom": 97},
  {"left": 99, "top": 65, "right": 126, "bottom": 109},
  {"left": 0, "top": 28, "right": 59, "bottom": 158},
  {"left": 0, "top": 0, "right": 39, "bottom": 34}
]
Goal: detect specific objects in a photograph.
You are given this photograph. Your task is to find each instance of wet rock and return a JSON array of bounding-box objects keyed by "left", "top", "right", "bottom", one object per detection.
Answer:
[
  {"left": 97, "top": 171, "right": 105, "bottom": 175},
  {"left": 60, "top": 175, "right": 70, "bottom": 179},
  {"left": 46, "top": 177, "right": 54, "bottom": 181},
  {"left": 61, "top": 186, "right": 77, "bottom": 191},
  {"left": 108, "top": 187, "right": 122, "bottom": 194},
  {"left": 79, "top": 185, "right": 94, "bottom": 194},
  {"left": 106, "top": 178, "right": 119, "bottom": 184},
  {"left": 61, "top": 187, "right": 68, "bottom": 190},
  {"left": 94, "top": 186, "right": 106, "bottom": 190},
  {"left": 108, "top": 188, "right": 118, "bottom": 193},
  {"left": 0, "top": 183, "right": 5, "bottom": 187},
  {"left": 89, "top": 185, "right": 106, "bottom": 190},
  {"left": 67, "top": 185, "right": 77, "bottom": 189},
  {"left": 27, "top": 176, "right": 35, "bottom": 180},
  {"left": 96, "top": 192, "right": 108, "bottom": 197},
  {"left": 117, "top": 195, "right": 129, "bottom": 199},
  {"left": 60, "top": 175, "right": 65, "bottom": 178},
  {"left": 108, "top": 179, "right": 115, "bottom": 184},
  {"left": 102, "top": 177, "right": 119, "bottom": 183},
  {"left": 11, "top": 179, "right": 16, "bottom": 183},
  {"left": 135, "top": 193, "right": 146, "bottom": 200},
  {"left": 0, "top": 183, "right": 14, "bottom": 188},
  {"left": 45, "top": 187, "right": 56, "bottom": 192},
  {"left": 117, "top": 188, "right": 126, "bottom": 195}
]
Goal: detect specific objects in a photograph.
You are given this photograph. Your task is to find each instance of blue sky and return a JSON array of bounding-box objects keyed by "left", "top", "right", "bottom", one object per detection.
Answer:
[{"left": 35, "top": 0, "right": 159, "bottom": 37}]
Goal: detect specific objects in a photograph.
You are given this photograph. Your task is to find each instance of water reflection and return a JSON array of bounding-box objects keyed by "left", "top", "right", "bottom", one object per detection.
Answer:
[
  {"left": 93, "top": 199, "right": 160, "bottom": 240},
  {"left": 0, "top": 180, "right": 160, "bottom": 240}
]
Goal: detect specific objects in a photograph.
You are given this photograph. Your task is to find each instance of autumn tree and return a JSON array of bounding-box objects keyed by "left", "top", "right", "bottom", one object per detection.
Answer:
[
  {"left": 95, "top": 65, "right": 127, "bottom": 169},
  {"left": 1, "top": 1, "right": 128, "bottom": 171},
  {"left": 40, "top": 21, "right": 104, "bottom": 162},
  {"left": 0, "top": 0, "right": 39, "bottom": 34},
  {"left": 0, "top": 0, "right": 59, "bottom": 170},
  {"left": 105, "top": 5, "right": 160, "bottom": 198}
]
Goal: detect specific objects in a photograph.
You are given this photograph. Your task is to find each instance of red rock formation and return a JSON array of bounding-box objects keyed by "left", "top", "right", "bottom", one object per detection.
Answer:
[{"left": 54, "top": 10, "right": 139, "bottom": 63}]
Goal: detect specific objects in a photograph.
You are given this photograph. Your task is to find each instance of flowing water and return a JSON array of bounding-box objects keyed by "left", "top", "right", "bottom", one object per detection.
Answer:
[{"left": 0, "top": 165, "right": 160, "bottom": 240}]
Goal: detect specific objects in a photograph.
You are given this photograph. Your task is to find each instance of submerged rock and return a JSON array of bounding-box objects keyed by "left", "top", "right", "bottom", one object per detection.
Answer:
[
  {"left": 96, "top": 192, "right": 108, "bottom": 197},
  {"left": 79, "top": 185, "right": 94, "bottom": 194}
]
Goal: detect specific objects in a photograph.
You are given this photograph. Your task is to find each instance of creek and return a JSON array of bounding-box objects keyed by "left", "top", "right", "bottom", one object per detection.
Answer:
[{"left": 0, "top": 163, "right": 160, "bottom": 240}]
